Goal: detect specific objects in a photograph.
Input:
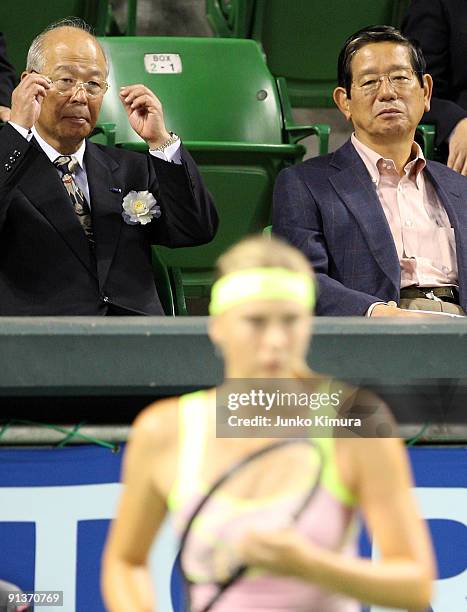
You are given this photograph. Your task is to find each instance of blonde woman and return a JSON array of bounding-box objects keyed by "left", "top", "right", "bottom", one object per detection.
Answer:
[{"left": 102, "top": 236, "right": 434, "bottom": 612}]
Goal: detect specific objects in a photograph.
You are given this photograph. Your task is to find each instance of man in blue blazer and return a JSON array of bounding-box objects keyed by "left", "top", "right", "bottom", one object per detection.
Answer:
[{"left": 273, "top": 26, "right": 466, "bottom": 317}]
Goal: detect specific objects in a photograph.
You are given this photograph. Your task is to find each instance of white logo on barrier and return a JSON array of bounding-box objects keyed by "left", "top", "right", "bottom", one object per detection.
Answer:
[
  {"left": 0, "top": 485, "right": 464, "bottom": 612},
  {"left": 0, "top": 485, "right": 121, "bottom": 612},
  {"left": 0, "top": 484, "right": 177, "bottom": 612}
]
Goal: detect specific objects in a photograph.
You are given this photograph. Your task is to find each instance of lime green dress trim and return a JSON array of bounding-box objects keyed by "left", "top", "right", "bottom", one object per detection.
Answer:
[
  {"left": 167, "top": 390, "right": 357, "bottom": 512},
  {"left": 313, "top": 437, "right": 356, "bottom": 507},
  {"left": 167, "top": 390, "right": 207, "bottom": 512}
]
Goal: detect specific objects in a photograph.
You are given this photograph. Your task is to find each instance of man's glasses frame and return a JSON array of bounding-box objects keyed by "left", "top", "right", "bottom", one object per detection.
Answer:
[
  {"left": 352, "top": 69, "right": 422, "bottom": 95},
  {"left": 31, "top": 71, "right": 109, "bottom": 98}
]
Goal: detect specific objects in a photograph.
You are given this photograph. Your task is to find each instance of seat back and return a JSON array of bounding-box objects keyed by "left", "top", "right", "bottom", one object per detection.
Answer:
[
  {"left": 206, "top": 0, "right": 255, "bottom": 38},
  {"left": 0, "top": 0, "right": 109, "bottom": 75},
  {"left": 207, "top": 0, "right": 410, "bottom": 108},
  {"left": 151, "top": 248, "right": 175, "bottom": 315},
  {"left": 96, "top": 37, "right": 306, "bottom": 313},
  {"left": 97, "top": 36, "right": 285, "bottom": 145},
  {"left": 253, "top": 0, "right": 409, "bottom": 107}
]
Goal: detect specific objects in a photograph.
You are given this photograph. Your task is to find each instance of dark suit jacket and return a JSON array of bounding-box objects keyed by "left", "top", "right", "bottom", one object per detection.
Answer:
[
  {"left": 0, "top": 33, "right": 17, "bottom": 108},
  {"left": 402, "top": 0, "right": 467, "bottom": 146},
  {"left": 0, "top": 123, "right": 217, "bottom": 315},
  {"left": 273, "top": 140, "right": 467, "bottom": 316}
]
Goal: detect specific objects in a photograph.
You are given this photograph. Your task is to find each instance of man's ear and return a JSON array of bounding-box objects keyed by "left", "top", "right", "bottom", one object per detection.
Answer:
[
  {"left": 333, "top": 86, "right": 352, "bottom": 121},
  {"left": 422, "top": 73, "right": 433, "bottom": 113}
]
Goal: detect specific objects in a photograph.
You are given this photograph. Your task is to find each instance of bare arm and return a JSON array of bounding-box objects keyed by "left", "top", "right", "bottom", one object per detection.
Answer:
[
  {"left": 102, "top": 400, "right": 177, "bottom": 612},
  {"left": 239, "top": 437, "right": 435, "bottom": 610}
]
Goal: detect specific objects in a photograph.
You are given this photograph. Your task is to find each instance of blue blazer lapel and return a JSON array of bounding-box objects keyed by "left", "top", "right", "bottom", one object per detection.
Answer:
[
  {"left": 20, "top": 142, "right": 97, "bottom": 276},
  {"left": 425, "top": 162, "right": 467, "bottom": 307},
  {"left": 85, "top": 142, "right": 123, "bottom": 292},
  {"left": 328, "top": 141, "right": 400, "bottom": 291}
]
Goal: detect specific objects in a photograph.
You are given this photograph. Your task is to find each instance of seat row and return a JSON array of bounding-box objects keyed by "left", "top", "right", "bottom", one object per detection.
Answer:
[
  {"left": 0, "top": 31, "right": 436, "bottom": 314},
  {"left": 93, "top": 36, "right": 435, "bottom": 315}
]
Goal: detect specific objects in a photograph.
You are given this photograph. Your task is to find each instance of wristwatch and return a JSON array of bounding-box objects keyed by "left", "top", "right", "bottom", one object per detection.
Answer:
[{"left": 154, "top": 131, "right": 179, "bottom": 151}]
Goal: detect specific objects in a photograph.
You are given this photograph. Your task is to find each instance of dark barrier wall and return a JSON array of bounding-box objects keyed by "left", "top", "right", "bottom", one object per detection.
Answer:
[{"left": 0, "top": 317, "right": 466, "bottom": 425}]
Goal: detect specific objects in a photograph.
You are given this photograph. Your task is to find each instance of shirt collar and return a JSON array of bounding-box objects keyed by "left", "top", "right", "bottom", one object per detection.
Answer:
[
  {"left": 351, "top": 133, "right": 426, "bottom": 189},
  {"left": 31, "top": 126, "right": 86, "bottom": 170}
]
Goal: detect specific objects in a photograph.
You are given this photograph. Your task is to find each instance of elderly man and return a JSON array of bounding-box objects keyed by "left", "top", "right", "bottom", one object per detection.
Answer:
[
  {"left": 273, "top": 25, "right": 467, "bottom": 317},
  {"left": 0, "top": 19, "right": 217, "bottom": 315}
]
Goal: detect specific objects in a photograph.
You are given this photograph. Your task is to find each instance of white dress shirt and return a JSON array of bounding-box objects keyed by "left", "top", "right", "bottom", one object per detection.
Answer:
[
  {"left": 351, "top": 134, "right": 458, "bottom": 316},
  {"left": 8, "top": 121, "right": 182, "bottom": 207}
]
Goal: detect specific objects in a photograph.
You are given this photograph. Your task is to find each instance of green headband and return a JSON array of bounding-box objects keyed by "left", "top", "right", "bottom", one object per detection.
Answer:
[{"left": 209, "top": 267, "right": 315, "bottom": 315}]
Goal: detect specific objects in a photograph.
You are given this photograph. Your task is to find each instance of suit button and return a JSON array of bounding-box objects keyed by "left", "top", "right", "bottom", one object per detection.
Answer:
[
  {"left": 102, "top": 295, "right": 110, "bottom": 303},
  {"left": 13, "top": 150, "right": 21, "bottom": 157},
  {"left": 9, "top": 156, "right": 15, "bottom": 162},
  {"left": 4, "top": 164, "right": 11, "bottom": 172}
]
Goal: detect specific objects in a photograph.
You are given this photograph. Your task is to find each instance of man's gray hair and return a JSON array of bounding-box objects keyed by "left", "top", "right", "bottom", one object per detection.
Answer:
[{"left": 26, "top": 17, "right": 109, "bottom": 75}]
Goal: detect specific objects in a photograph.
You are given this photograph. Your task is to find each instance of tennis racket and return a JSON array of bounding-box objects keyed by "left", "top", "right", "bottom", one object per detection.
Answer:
[{"left": 178, "top": 438, "right": 324, "bottom": 612}]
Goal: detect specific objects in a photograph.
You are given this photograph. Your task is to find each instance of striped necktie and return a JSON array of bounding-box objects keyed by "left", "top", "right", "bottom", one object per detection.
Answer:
[{"left": 54, "top": 155, "right": 95, "bottom": 249}]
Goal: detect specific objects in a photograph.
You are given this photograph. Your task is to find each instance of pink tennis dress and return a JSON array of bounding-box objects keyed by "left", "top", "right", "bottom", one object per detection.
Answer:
[{"left": 168, "top": 391, "right": 360, "bottom": 612}]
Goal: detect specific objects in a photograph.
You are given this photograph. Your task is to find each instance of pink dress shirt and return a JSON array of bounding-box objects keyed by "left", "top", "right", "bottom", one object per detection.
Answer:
[{"left": 351, "top": 134, "right": 458, "bottom": 289}]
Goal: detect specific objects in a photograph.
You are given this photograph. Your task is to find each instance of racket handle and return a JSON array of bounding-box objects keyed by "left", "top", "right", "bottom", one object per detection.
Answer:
[{"left": 199, "top": 564, "right": 248, "bottom": 612}]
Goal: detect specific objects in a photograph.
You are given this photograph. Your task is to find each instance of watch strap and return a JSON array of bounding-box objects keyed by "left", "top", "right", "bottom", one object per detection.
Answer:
[{"left": 154, "top": 132, "right": 179, "bottom": 151}]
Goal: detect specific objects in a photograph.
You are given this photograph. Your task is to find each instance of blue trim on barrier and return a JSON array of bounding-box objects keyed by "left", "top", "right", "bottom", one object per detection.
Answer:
[
  {"left": 0, "top": 522, "right": 36, "bottom": 592},
  {"left": 409, "top": 447, "right": 467, "bottom": 486},
  {"left": 0, "top": 446, "right": 123, "bottom": 486},
  {"left": 170, "top": 552, "right": 187, "bottom": 612},
  {"left": 77, "top": 519, "right": 112, "bottom": 612}
]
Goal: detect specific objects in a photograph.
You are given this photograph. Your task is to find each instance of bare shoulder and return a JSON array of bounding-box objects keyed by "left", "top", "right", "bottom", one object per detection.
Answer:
[
  {"left": 339, "top": 435, "right": 406, "bottom": 464},
  {"left": 129, "top": 396, "right": 180, "bottom": 454},
  {"left": 121, "top": 397, "right": 181, "bottom": 498},
  {"left": 337, "top": 435, "right": 412, "bottom": 502},
  {"left": 334, "top": 384, "right": 407, "bottom": 495},
  {"left": 338, "top": 384, "right": 399, "bottom": 438}
]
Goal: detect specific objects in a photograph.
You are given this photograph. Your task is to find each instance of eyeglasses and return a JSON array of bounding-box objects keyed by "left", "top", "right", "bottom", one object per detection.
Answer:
[
  {"left": 352, "top": 69, "right": 419, "bottom": 95},
  {"left": 48, "top": 76, "right": 109, "bottom": 98}
]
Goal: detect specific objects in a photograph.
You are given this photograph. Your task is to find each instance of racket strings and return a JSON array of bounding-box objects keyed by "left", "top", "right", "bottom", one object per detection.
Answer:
[
  {"left": 184, "top": 496, "right": 308, "bottom": 583},
  {"left": 181, "top": 441, "right": 323, "bottom": 586}
]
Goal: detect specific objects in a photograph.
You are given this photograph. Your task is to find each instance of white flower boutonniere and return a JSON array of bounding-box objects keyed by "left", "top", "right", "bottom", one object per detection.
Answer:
[{"left": 122, "top": 190, "right": 161, "bottom": 225}]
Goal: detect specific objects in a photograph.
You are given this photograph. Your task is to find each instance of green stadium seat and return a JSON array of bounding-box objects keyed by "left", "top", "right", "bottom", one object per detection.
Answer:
[
  {"left": 0, "top": 0, "right": 110, "bottom": 75},
  {"left": 95, "top": 36, "right": 330, "bottom": 314},
  {"left": 206, "top": 1, "right": 434, "bottom": 159},
  {"left": 121, "top": 0, "right": 141, "bottom": 36},
  {"left": 206, "top": 0, "right": 255, "bottom": 38},
  {"left": 416, "top": 124, "right": 436, "bottom": 160},
  {"left": 207, "top": 0, "right": 411, "bottom": 108},
  {"left": 151, "top": 248, "right": 175, "bottom": 315}
]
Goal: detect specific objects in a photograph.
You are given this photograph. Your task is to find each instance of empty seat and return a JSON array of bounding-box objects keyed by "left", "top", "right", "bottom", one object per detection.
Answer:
[{"left": 95, "top": 36, "right": 329, "bottom": 313}]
